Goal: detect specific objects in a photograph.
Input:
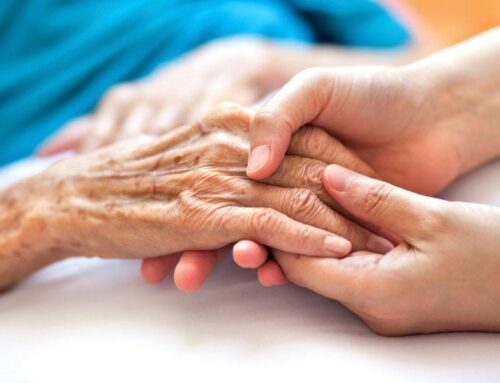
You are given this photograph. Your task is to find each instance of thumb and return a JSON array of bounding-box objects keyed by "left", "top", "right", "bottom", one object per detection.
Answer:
[
  {"left": 247, "top": 69, "right": 335, "bottom": 180},
  {"left": 323, "top": 165, "right": 446, "bottom": 243}
]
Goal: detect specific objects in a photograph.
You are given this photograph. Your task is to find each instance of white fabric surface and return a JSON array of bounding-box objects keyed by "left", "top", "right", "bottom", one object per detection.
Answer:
[{"left": 1, "top": 156, "right": 500, "bottom": 383}]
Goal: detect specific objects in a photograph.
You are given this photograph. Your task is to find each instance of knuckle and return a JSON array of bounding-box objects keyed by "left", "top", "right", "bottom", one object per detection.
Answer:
[
  {"left": 294, "top": 226, "right": 313, "bottom": 250},
  {"left": 290, "top": 189, "right": 320, "bottom": 216},
  {"left": 302, "top": 161, "right": 323, "bottom": 187},
  {"left": 106, "top": 84, "right": 134, "bottom": 102},
  {"left": 249, "top": 209, "right": 277, "bottom": 238},
  {"left": 202, "top": 103, "right": 252, "bottom": 133},
  {"left": 359, "top": 181, "right": 392, "bottom": 217},
  {"left": 99, "top": 84, "right": 136, "bottom": 112}
]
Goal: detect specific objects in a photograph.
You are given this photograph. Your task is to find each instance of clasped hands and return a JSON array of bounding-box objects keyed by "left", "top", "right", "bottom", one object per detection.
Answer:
[
  {"left": 36, "top": 29, "right": 500, "bottom": 335},
  {"left": 141, "top": 32, "right": 500, "bottom": 335}
]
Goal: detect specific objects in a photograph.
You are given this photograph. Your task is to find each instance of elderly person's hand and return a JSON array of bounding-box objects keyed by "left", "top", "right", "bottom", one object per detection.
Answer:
[
  {"left": 138, "top": 104, "right": 393, "bottom": 292},
  {"left": 38, "top": 37, "right": 419, "bottom": 156},
  {"left": 246, "top": 28, "right": 500, "bottom": 196},
  {"left": 0, "top": 105, "right": 389, "bottom": 290},
  {"left": 37, "top": 37, "right": 294, "bottom": 155},
  {"left": 271, "top": 166, "right": 500, "bottom": 335}
]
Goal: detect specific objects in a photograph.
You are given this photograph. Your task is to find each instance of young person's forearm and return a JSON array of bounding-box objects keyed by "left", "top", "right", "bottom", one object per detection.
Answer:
[
  {"left": 269, "top": 42, "right": 424, "bottom": 85},
  {"left": 409, "top": 27, "right": 500, "bottom": 173}
]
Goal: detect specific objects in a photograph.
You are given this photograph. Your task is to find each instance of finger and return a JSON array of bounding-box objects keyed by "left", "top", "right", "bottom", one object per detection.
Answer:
[
  {"left": 120, "top": 103, "right": 155, "bottom": 139},
  {"left": 199, "top": 102, "right": 253, "bottom": 135},
  {"left": 141, "top": 254, "right": 180, "bottom": 284},
  {"left": 173, "top": 250, "right": 218, "bottom": 293},
  {"left": 323, "top": 165, "right": 447, "bottom": 243},
  {"left": 247, "top": 69, "right": 334, "bottom": 179},
  {"left": 233, "top": 240, "right": 268, "bottom": 268},
  {"left": 262, "top": 156, "right": 332, "bottom": 204},
  {"left": 263, "top": 155, "right": 395, "bottom": 251},
  {"left": 257, "top": 259, "right": 288, "bottom": 287},
  {"left": 273, "top": 250, "right": 354, "bottom": 301},
  {"left": 148, "top": 106, "right": 185, "bottom": 135},
  {"left": 186, "top": 81, "right": 260, "bottom": 127},
  {"left": 226, "top": 207, "right": 352, "bottom": 258},
  {"left": 246, "top": 183, "right": 392, "bottom": 254},
  {"left": 173, "top": 246, "right": 229, "bottom": 293},
  {"left": 37, "top": 116, "right": 91, "bottom": 156},
  {"left": 85, "top": 84, "right": 137, "bottom": 151},
  {"left": 128, "top": 123, "right": 202, "bottom": 160},
  {"left": 288, "top": 126, "right": 377, "bottom": 177}
]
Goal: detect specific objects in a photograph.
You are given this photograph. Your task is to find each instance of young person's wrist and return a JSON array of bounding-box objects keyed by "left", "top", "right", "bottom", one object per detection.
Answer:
[{"left": 405, "top": 28, "right": 500, "bottom": 174}]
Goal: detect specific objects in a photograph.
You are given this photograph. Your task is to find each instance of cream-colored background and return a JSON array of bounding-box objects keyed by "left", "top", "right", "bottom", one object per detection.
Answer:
[{"left": 1, "top": 155, "right": 499, "bottom": 383}]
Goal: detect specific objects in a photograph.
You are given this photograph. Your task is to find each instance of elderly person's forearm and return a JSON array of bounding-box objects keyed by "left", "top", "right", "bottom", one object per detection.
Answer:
[
  {"left": 0, "top": 177, "right": 68, "bottom": 289},
  {"left": 1, "top": 105, "right": 388, "bottom": 290}
]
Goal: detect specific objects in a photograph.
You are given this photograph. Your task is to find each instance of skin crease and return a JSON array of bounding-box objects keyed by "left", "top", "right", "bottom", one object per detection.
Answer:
[
  {"left": 0, "top": 104, "right": 393, "bottom": 290},
  {"left": 231, "top": 28, "right": 500, "bottom": 335},
  {"left": 38, "top": 37, "right": 420, "bottom": 291},
  {"left": 233, "top": 27, "right": 500, "bottom": 288},
  {"left": 146, "top": 27, "right": 500, "bottom": 332},
  {"left": 32, "top": 30, "right": 500, "bottom": 335},
  {"left": 273, "top": 165, "right": 500, "bottom": 335}
]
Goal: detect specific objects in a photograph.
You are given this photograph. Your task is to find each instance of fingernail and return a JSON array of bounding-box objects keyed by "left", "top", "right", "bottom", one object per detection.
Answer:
[
  {"left": 325, "top": 165, "right": 357, "bottom": 191},
  {"left": 247, "top": 145, "right": 271, "bottom": 173},
  {"left": 324, "top": 236, "right": 352, "bottom": 256},
  {"left": 367, "top": 235, "right": 394, "bottom": 254}
]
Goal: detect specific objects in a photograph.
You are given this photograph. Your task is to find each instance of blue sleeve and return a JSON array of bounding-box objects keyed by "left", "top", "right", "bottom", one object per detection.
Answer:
[{"left": 0, "top": 0, "right": 409, "bottom": 166}]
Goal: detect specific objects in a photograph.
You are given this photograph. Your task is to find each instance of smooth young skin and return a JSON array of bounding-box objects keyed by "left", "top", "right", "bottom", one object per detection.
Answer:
[{"left": 273, "top": 165, "right": 500, "bottom": 335}]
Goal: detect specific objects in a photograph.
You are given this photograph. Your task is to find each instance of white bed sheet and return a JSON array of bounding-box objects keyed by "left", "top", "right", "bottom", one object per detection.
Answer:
[{"left": 1, "top": 156, "right": 499, "bottom": 383}]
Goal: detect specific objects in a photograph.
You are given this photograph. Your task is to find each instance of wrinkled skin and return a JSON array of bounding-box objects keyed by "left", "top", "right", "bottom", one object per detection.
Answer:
[
  {"left": 44, "top": 107, "right": 366, "bottom": 259},
  {"left": 0, "top": 104, "right": 391, "bottom": 289},
  {"left": 146, "top": 29, "right": 500, "bottom": 296}
]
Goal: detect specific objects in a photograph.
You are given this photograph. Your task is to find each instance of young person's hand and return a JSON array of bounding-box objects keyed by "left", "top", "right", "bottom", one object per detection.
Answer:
[
  {"left": 246, "top": 28, "right": 500, "bottom": 196},
  {"left": 263, "top": 165, "right": 500, "bottom": 335}
]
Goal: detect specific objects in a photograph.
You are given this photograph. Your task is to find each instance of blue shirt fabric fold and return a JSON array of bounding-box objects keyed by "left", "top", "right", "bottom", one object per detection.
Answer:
[{"left": 0, "top": 0, "right": 410, "bottom": 165}]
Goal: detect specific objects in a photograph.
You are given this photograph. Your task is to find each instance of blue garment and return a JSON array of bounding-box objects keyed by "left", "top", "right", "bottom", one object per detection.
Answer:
[{"left": 0, "top": 0, "right": 410, "bottom": 165}]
